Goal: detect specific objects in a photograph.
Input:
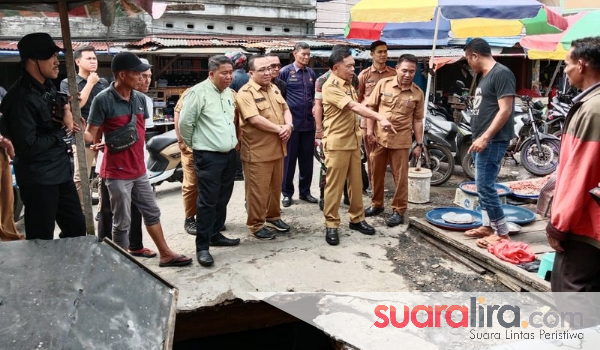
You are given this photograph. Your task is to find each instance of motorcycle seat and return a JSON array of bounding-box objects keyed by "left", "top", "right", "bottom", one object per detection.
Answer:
[{"left": 146, "top": 129, "right": 178, "bottom": 153}]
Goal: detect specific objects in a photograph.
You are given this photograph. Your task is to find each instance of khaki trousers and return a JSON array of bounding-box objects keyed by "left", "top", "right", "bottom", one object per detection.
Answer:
[
  {"left": 180, "top": 145, "right": 198, "bottom": 218},
  {"left": 243, "top": 158, "right": 283, "bottom": 233},
  {"left": 0, "top": 149, "right": 24, "bottom": 241},
  {"left": 361, "top": 128, "right": 374, "bottom": 189},
  {"left": 323, "top": 148, "right": 365, "bottom": 228},
  {"left": 73, "top": 145, "right": 97, "bottom": 208},
  {"left": 370, "top": 145, "right": 409, "bottom": 215}
]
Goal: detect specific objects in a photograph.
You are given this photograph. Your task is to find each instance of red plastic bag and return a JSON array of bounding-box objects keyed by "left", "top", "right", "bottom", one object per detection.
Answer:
[{"left": 487, "top": 241, "right": 535, "bottom": 264}]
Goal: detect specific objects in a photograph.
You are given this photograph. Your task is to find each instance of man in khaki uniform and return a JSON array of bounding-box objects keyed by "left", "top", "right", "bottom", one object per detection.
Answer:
[
  {"left": 321, "top": 49, "right": 395, "bottom": 246},
  {"left": 357, "top": 41, "right": 396, "bottom": 189},
  {"left": 173, "top": 88, "right": 198, "bottom": 235},
  {"left": 236, "top": 55, "right": 293, "bottom": 240},
  {"left": 365, "top": 54, "right": 424, "bottom": 227}
]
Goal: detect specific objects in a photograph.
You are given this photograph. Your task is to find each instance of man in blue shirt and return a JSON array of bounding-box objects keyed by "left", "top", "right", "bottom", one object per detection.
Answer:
[{"left": 279, "top": 42, "right": 317, "bottom": 207}]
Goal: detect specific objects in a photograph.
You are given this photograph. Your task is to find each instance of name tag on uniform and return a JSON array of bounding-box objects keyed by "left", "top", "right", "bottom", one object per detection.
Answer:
[
  {"left": 345, "top": 90, "right": 352, "bottom": 95},
  {"left": 289, "top": 78, "right": 299, "bottom": 82},
  {"left": 382, "top": 92, "right": 393, "bottom": 97},
  {"left": 367, "top": 79, "right": 374, "bottom": 83},
  {"left": 254, "top": 97, "right": 266, "bottom": 103}
]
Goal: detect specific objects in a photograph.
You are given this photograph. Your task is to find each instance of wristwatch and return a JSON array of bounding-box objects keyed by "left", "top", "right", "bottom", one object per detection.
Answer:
[{"left": 287, "top": 123, "right": 294, "bottom": 131}]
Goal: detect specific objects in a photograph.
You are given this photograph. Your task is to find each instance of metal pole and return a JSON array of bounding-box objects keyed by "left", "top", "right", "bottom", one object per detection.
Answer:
[
  {"left": 58, "top": 0, "right": 96, "bottom": 236},
  {"left": 422, "top": 7, "right": 441, "bottom": 140}
]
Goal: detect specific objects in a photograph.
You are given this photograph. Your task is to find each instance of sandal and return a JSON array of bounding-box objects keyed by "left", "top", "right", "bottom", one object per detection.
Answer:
[
  {"left": 464, "top": 226, "right": 494, "bottom": 238},
  {"left": 476, "top": 234, "right": 509, "bottom": 249},
  {"left": 159, "top": 255, "right": 193, "bottom": 268},
  {"left": 129, "top": 247, "right": 157, "bottom": 258}
]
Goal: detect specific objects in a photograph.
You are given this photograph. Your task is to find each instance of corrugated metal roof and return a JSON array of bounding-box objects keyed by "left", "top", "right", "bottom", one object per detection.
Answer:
[{"left": 0, "top": 40, "right": 127, "bottom": 51}]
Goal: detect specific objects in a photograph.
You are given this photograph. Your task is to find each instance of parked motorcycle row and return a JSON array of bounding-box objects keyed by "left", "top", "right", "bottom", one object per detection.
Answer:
[{"left": 414, "top": 81, "right": 565, "bottom": 186}]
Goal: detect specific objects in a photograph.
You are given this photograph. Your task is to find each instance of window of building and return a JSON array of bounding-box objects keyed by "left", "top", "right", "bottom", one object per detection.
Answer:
[
  {"left": 207, "top": 24, "right": 215, "bottom": 30},
  {"left": 187, "top": 23, "right": 194, "bottom": 29},
  {"left": 165, "top": 22, "right": 174, "bottom": 28},
  {"left": 227, "top": 25, "right": 234, "bottom": 30},
  {"left": 283, "top": 27, "right": 290, "bottom": 33},
  {"left": 246, "top": 26, "right": 253, "bottom": 31},
  {"left": 265, "top": 27, "right": 272, "bottom": 32}
]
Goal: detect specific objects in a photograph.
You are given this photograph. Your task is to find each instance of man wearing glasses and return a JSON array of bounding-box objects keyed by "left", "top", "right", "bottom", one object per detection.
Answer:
[
  {"left": 266, "top": 53, "right": 286, "bottom": 100},
  {"left": 236, "top": 55, "right": 293, "bottom": 240}
]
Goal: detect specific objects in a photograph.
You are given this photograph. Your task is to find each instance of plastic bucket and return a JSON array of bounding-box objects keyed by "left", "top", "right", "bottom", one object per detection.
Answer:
[{"left": 408, "top": 167, "right": 432, "bottom": 203}]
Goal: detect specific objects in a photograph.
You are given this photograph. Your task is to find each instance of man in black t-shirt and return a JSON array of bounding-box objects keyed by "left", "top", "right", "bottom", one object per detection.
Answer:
[
  {"left": 463, "top": 38, "right": 515, "bottom": 247},
  {"left": 60, "top": 46, "right": 109, "bottom": 208}
]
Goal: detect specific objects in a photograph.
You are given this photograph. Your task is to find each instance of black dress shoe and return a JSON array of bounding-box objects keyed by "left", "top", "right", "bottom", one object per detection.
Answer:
[
  {"left": 252, "top": 227, "right": 276, "bottom": 240},
  {"left": 184, "top": 217, "right": 197, "bottom": 235},
  {"left": 196, "top": 250, "right": 214, "bottom": 267},
  {"left": 299, "top": 194, "right": 318, "bottom": 203},
  {"left": 266, "top": 219, "right": 291, "bottom": 232},
  {"left": 325, "top": 227, "right": 339, "bottom": 246},
  {"left": 349, "top": 220, "right": 375, "bottom": 235},
  {"left": 210, "top": 234, "right": 241, "bottom": 247},
  {"left": 386, "top": 212, "right": 404, "bottom": 227},
  {"left": 364, "top": 206, "right": 384, "bottom": 217},
  {"left": 282, "top": 196, "right": 292, "bottom": 207}
]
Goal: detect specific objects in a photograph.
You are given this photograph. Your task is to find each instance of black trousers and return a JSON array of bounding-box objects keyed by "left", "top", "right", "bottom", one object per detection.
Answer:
[
  {"left": 235, "top": 150, "right": 243, "bottom": 177},
  {"left": 194, "top": 149, "right": 236, "bottom": 251},
  {"left": 552, "top": 239, "right": 600, "bottom": 328},
  {"left": 97, "top": 178, "right": 144, "bottom": 251},
  {"left": 19, "top": 180, "right": 86, "bottom": 240},
  {"left": 282, "top": 130, "right": 315, "bottom": 198}
]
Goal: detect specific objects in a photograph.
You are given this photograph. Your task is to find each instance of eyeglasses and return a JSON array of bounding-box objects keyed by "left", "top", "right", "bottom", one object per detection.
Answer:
[{"left": 270, "top": 64, "right": 281, "bottom": 69}]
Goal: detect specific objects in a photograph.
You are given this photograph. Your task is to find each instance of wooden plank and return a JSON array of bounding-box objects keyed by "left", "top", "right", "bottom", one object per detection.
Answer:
[
  {"left": 420, "top": 234, "right": 487, "bottom": 275},
  {"left": 409, "top": 217, "right": 552, "bottom": 293}
]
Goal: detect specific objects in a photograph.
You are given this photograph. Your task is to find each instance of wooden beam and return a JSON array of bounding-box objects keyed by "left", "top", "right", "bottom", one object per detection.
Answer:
[{"left": 58, "top": 0, "right": 95, "bottom": 236}]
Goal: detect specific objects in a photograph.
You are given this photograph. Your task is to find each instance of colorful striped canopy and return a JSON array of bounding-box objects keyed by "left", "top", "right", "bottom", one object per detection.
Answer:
[
  {"left": 346, "top": 0, "right": 549, "bottom": 41},
  {"left": 349, "top": 0, "right": 543, "bottom": 23},
  {"left": 520, "top": 11, "right": 598, "bottom": 61}
]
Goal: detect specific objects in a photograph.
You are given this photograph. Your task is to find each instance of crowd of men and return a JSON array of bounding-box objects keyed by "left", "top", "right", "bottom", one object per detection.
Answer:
[{"left": 0, "top": 33, "right": 599, "bottom": 318}]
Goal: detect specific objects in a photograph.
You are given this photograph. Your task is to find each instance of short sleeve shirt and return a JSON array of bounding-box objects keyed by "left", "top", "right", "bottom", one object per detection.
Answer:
[
  {"left": 367, "top": 78, "right": 424, "bottom": 149},
  {"left": 357, "top": 65, "right": 396, "bottom": 103},
  {"left": 88, "top": 83, "right": 148, "bottom": 180},
  {"left": 471, "top": 63, "right": 516, "bottom": 142},
  {"left": 60, "top": 75, "right": 109, "bottom": 120},
  {"left": 236, "top": 80, "right": 288, "bottom": 163},
  {"left": 314, "top": 70, "right": 332, "bottom": 101},
  {"left": 321, "top": 73, "right": 362, "bottom": 151}
]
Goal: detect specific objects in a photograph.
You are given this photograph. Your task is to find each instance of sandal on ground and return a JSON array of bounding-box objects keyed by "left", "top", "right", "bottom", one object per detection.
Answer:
[
  {"left": 476, "top": 235, "right": 509, "bottom": 249},
  {"left": 159, "top": 255, "right": 193, "bottom": 268},
  {"left": 464, "top": 226, "right": 494, "bottom": 239},
  {"left": 129, "top": 247, "right": 157, "bottom": 258}
]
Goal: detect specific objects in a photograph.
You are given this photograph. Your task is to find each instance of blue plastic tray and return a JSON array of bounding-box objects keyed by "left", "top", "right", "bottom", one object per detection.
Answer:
[
  {"left": 474, "top": 204, "right": 536, "bottom": 225},
  {"left": 425, "top": 207, "right": 482, "bottom": 231},
  {"left": 459, "top": 181, "right": 512, "bottom": 197}
]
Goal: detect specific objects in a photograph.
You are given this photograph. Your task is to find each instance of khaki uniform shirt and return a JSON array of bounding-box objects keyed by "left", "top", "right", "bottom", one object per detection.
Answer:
[
  {"left": 367, "top": 78, "right": 424, "bottom": 149},
  {"left": 174, "top": 88, "right": 191, "bottom": 113},
  {"left": 321, "top": 73, "right": 362, "bottom": 151},
  {"left": 357, "top": 65, "right": 396, "bottom": 103},
  {"left": 236, "top": 80, "right": 288, "bottom": 163}
]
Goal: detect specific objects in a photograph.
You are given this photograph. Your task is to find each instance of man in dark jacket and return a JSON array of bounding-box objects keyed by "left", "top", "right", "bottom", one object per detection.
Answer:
[{"left": 0, "top": 33, "right": 85, "bottom": 239}]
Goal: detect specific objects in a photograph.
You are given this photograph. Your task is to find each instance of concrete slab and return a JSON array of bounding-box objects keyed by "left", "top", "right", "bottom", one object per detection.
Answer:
[{"left": 142, "top": 177, "right": 411, "bottom": 313}]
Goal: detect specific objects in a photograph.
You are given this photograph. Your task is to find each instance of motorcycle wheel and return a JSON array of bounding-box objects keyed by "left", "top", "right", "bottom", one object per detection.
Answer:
[
  {"left": 461, "top": 151, "right": 476, "bottom": 180},
  {"left": 422, "top": 143, "right": 455, "bottom": 186},
  {"left": 520, "top": 138, "right": 560, "bottom": 176}
]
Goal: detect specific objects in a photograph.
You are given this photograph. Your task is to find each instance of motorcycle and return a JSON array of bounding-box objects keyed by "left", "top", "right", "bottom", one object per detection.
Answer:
[
  {"left": 146, "top": 129, "right": 183, "bottom": 188},
  {"left": 544, "top": 92, "right": 573, "bottom": 138},
  {"left": 412, "top": 119, "right": 456, "bottom": 186},
  {"left": 461, "top": 95, "right": 561, "bottom": 178},
  {"left": 428, "top": 93, "right": 454, "bottom": 122}
]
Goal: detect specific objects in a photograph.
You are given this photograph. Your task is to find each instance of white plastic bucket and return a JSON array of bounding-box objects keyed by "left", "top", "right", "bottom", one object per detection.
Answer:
[{"left": 408, "top": 166, "right": 432, "bottom": 204}]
